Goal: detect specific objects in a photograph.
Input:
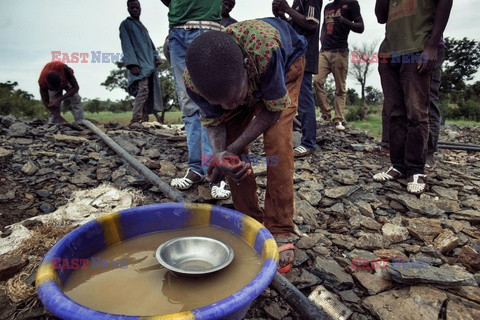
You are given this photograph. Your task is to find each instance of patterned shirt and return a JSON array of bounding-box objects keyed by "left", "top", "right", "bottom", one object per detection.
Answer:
[{"left": 184, "top": 18, "right": 307, "bottom": 126}]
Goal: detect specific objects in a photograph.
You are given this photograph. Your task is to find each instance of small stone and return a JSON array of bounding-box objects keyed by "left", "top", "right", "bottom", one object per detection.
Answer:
[
  {"left": 374, "top": 249, "right": 408, "bottom": 260},
  {"left": 382, "top": 223, "right": 409, "bottom": 243},
  {"left": 325, "top": 186, "right": 356, "bottom": 199},
  {"left": 355, "top": 232, "right": 389, "bottom": 250},
  {"left": 0, "top": 147, "right": 14, "bottom": 163},
  {"left": 350, "top": 215, "right": 382, "bottom": 231},
  {"left": 354, "top": 271, "right": 394, "bottom": 295},
  {"left": 396, "top": 194, "right": 445, "bottom": 217},
  {"left": 356, "top": 201, "right": 374, "bottom": 218},
  {"left": 405, "top": 218, "right": 443, "bottom": 242},
  {"left": 312, "top": 257, "right": 354, "bottom": 290},
  {"left": 296, "top": 236, "right": 317, "bottom": 250},
  {"left": 264, "top": 301, "right": 290, "bottom": 319},
  {"left": 451, "top": 210, "right": 480, "bottom": 223},
  {"left": 433, "top": 229, "right": 459, "bottom": 254},
  {"left": 159, "top": 160, "right": 177, "bottom": 178},
  {"left": 432, "top": 186, "right": 458, "bottom": 201},
  {"left": 53, "top": 134, "right": 88, "bottom": 144},
  {"left": 21, "top": 161, "right": 38, "bottom": 175},
  {"left": 0, "top": 255, "right": 29, "bottom": 281},
  {"left": 339, "top": 290, "right": 360, "bottom": 303},
  {"left": 298, "top": 188, "right": 322, "bottom": 207},
  {"left": 458, "top": 246, "right": 480, "bottom": 273},
  {"left": 446, "top": 295, "right": 480, "bottom": 320},
  {"left": 39, "top": 202, "right": 55, "bottom": 214}
]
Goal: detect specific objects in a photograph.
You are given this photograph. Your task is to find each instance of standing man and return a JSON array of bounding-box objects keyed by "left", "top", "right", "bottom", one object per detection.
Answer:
[
  {"left": 120, "top": 0, "right": 163, "bottom": 127},
  {"left": 273, "top": 0, "right": 322, "bottom": 157},
  {"left": 162, "top": 0, "right": 230, "bottom": 200},
  {"left": 313, "top": 0, "right": 364, "bottom": 131},
  {"left": 221, "top": 0, "right": 237, "bottom": 27},
  {"left": 373, "top": 0, "right": 453, "bottom": 194},
  {"left": 38, "top": 61, "right": 84, "bottom": 124}
]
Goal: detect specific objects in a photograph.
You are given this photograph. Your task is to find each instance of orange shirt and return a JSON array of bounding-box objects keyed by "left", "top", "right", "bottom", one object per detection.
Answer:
[{"left": 38, "top": 61, "right": 74, "bottom": 89}]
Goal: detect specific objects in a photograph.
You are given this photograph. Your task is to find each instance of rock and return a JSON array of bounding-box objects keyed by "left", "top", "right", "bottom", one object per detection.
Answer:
[
  {"left": 354, "top": 271, "right": 394, "bottom": 295},
  {"left": 432, "top": 186, "right": 459, "bottom": 201},
  {"left": 442, "top": 220, "right": 467, "bottom": 233},
  {"left": 396, "top": 194, "right": 445, "bottom": 217},
  {"left": 289, "top": 269, "right": 321, "bottom": 289},
  {"left": 325, "top": 185, "right": 357, "bottom": 199},
  {"left": 387, "top": 264, "right": 477, "bottom": 288},
  {"left": 374, "top": 249, "right": 408, "bottom": 260},
  {"left": 8, "top": 122, "right": 28, "bottom": 136},
  {"left": 405, "top": 218, "right": 443, "bottom": 242},
  {"left": 339, "top": 290, "right": 360, "bottom": 303},
  {"left": 355, "top": 232, "right": 389, "bottom": 250},
  {"left": 356, "top": 201, "right": 374, "bottom": 218},
  {"left": 112, "top": 136, "right": 139, "bottom": 155},
  {"left": 332, "top": 169, "right": 359, "bottom": 185},
  {"left": 363, "top": 286, "right": 447, "bottom": 320},
  {"left": 451, "top": 210, "right": 480, "bottom": 223},
  {"left": 0, "top": 290, "right": 16, "bottom": 319},
  {"left": 312, "top": 257, "right": 354, "bottom": 290},
  {"left": 294, "top": 200, "right": 320, "bottom": 228},
  {"left": 70, "top": 173, "right": 96, "bottom": 186},
  {"left": 0, "top": 254, "right": 28, "bottom": 281},
  {"left": 446, "top": 294, "right": 480, "bottom": 320},
  {"left": 21, "top": 161, "right": 38, "bottom": 175},
  {"left": 96, "top": 167, "right": 112, "bottom": 181},
  {"left": 53, "top": 134, "right": 88, "bottom": 144},
  {"left": 382, "top": 223, "right": 409, "bottom": 243},
  {"left": 39, "top": 202, "right": 55, "bottom": 214},
  {"left": 434, "top": 199, "right": 461, "bottom": 213},
  {"left": 458, "top": 246, "right": 480, "bottom": 273},
  {"left": 298, "top": 188, "right": 322, "bottom": 206},
  {"left": 433, "top": 229, "right": 459, "bottom": 254},
  {"left": 0, "top": 147, "right": 14, "bottom": 163},
  {"left": 296, "top": 236, "right": 317, "bottom": 250},
  {"left": 448, "top": 286, "right": 480, "bottom": 304},
  {"left": 349, "top": 215, "right": 382, "bottom": 231},
  {"left": 159, "top": 160, "right": 177, "bottom": 178},
  {"left": 264, "top": 301, "right": 290, "bottom": 319}
]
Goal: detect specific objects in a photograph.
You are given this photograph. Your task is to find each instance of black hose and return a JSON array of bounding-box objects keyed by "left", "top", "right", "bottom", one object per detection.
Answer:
[
  {"left": 82, "top": 120, "right": 187, "bottom": 202},
  {"left": 437, "top": 144, "right": 480, "bottom": 152}
]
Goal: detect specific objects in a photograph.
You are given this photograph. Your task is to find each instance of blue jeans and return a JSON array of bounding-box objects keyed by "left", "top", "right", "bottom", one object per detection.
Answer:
[
  {"left": 298, "top": 72, "right": 317, "bottom": 150},
  {"left": 168, "top": 28, "right": 213, "bottom": 175}
]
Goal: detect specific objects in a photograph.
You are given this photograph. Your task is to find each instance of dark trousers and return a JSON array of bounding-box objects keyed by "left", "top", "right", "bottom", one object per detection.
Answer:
[
  {"left": 381, "top": 48, "right": 445, "bottom": 156},
  {"left": 427, "top": 48, "right": 446, "bottom": 155},
  {"left": 298, "top": 72, "right": 317, "bottom": 150},
  {"left": 379, "top": 59, "right": 432, "bottom": 176}
]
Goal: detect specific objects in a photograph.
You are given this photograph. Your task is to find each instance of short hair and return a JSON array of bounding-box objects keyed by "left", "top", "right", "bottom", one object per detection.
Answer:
[
  {"left": 127, "top": 0, "right": 139, "bottom": 6},
  {"left": 46, "top": 72, "right": 61, "bottom": 88},
  {"left": 186, "top": 31, "right": 244, "bottom": 101}
]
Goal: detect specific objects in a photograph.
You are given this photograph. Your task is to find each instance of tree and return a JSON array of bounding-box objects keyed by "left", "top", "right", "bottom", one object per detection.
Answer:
[
  {"left": 0, "top": 81, "right": 45, "bottom": 118},
  {"left": 346, "top": 88, "right": 361, "bottom": 106},
  {"left": 349, "top": 41, "right": 378, "bottom": 120},
  {"left": 441, "top": 37, "right": 480, "bottom": 95},
  {"left": 365, "top": 86, "right": 383, "bottom": 105}
]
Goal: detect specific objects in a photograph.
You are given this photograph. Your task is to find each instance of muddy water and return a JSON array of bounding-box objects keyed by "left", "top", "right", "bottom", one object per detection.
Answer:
[{"left": 63, "top": 226, "right": 263, "bottom": 316}]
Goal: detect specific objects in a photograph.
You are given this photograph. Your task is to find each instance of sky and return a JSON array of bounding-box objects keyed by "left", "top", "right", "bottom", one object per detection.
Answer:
[{"left": 0, "top": 0, "right": 479, "bottom": 101}]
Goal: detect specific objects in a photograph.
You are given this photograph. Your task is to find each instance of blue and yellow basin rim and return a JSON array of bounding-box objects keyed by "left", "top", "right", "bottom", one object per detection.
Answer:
[{"left": 36, "top": 203, "right": 278, "bottom": 320}]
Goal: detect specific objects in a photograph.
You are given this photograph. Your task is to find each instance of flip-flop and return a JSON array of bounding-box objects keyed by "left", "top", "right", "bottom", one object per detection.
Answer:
[
  {"left": 275, "top": 238, "right": 295, "bottom": 274},
  {"left": 373, "top": 167, "right": 403, "bottom": 182},
  {"left": 407, "top": 174, "right": 427, "bottom": 194},
  {"left": 170, "top": 168, "right": 204, "bottom": 190}
]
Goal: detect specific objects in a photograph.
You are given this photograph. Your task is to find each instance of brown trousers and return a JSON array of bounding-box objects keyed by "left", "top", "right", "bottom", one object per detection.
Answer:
[
  {"left": 313, "top": 51, "right": 349, "bottom": 122},
  {"left": 224, "top": 57, "right": 305, "bottom": 237}
]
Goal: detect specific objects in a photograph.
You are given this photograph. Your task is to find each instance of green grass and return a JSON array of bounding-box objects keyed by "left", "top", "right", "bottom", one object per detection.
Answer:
[
  {"left": 64, "top": 111, "right": 183, "bottom": 125},
  {"left": 349, "top": 113, "right": 480, "bottom": 141}
]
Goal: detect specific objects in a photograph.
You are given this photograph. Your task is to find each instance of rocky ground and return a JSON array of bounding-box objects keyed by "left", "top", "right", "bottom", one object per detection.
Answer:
[{"left": 0, "top": 115, "right": 479, "bottom": 320}]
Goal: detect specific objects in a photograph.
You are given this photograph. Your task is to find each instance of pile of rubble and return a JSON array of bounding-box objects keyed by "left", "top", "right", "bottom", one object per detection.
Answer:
[{"left": 0, "top": 115, "right": 479, "bottom": 320}]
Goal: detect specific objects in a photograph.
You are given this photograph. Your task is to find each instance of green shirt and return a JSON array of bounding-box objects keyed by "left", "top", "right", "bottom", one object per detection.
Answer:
[
  {"left": 379, "top": 0, "right": 436, "bottom": 56},
  {"left": 167, "top": 0, "right": 221, "bottom": 27}
]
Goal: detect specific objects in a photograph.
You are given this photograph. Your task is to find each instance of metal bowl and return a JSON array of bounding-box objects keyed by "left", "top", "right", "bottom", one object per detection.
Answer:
[{"left": 156, "top": 236, "right": 234, "bottom": 277}]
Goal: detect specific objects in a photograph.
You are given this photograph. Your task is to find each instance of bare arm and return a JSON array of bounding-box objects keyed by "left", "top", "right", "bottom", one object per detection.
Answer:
[
  {"left": 273, "top": 0, "right": 318, "bottom": 31},
  {"left": 40, "top": 87, "right": 50, "bottom": 108},
  {"left": 59, "top": 66, "right": 80, "bottom": 102},
  {"left": 375, "top": 0, "right": 389, "bottom": 24}
]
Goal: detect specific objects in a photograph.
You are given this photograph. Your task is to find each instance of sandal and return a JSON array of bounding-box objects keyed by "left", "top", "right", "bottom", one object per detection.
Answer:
[
  {"left": 170, "top": 168, "right": 204, "bottom": 190},
  {"left": 407, "top": 174, "right": 427, "bottom": 194},
  {"left": 373, "top": 167, "right": 403, "bottom": 182},
  {"left": 275, "top": 237, "right": 295, "bottom": 274},
  {"left": 293, "top": 145, "right": 314, "bottom": 158},
  {"left": 211, "top": 181, "right": 231, "bottom": 200}
]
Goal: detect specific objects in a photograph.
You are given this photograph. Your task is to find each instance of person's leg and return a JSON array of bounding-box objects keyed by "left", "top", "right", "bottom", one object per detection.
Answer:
[
  {"left": 313, "top": 52, "right": 332, "bottom": 119},
  {"left": 379, "top": 61, "right": 407, "bottom": 174},
  {"left": 169, "top": 28, "right": 213, "bottom": 175},
  {"left": 131, "top": 78, "right": 149, "bottom": 124},
  {"left": 297, "top": 72, "right": 317, "bottom": 150},
  {"left": 331, "top": 51, "right": 349, "bottom": 124},
  {"left": 263, "top": 57, "right": 304, "bottom": 237},
  {"left": 427, "top": 48, "right": 446, "bottom": 167},
  {"left": 47, "top": 89, "right": 63, "bottom": 123},
  {"left": 223, "top": 107, "right": 264, "bottom": 222},
  {"left": 381, "top": 101, "right": 389, "bottom": 149},
  {"left": 399, "top": 61, "right": 431, "bottom": 177}
]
